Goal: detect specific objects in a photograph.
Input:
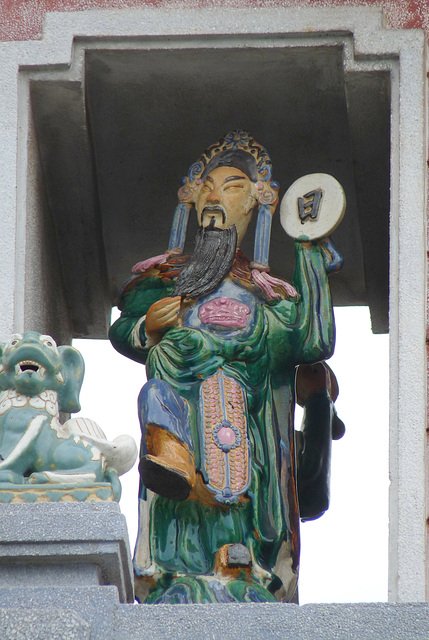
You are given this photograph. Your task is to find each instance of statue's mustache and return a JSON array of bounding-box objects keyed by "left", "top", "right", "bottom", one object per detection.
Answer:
[{"left": 202, "top": 205, "right": 226, "bottom": 225}]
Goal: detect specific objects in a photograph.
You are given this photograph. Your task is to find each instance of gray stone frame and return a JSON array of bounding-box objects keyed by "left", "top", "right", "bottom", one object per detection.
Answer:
[{"left": 0, "top": 7, "right": 426, "bottom": 602}]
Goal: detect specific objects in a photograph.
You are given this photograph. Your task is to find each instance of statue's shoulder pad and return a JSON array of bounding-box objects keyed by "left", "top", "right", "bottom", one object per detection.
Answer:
[
  {"left": 116, "top": 254, "right": 189, "bottom": 305},
  {"left": 251, "top": 269, "right": 298, "bottom": 301}
]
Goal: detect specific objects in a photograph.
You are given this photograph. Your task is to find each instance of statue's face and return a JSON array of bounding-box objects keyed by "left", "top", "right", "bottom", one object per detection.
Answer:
[{"left": 195, "top": 166, "right": 258, "bottom": 244}]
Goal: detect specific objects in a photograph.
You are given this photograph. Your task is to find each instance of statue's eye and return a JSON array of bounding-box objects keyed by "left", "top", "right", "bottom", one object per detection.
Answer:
[
  {"left": 8, "top": 335, "right": 22, "bottom": 348},
  {"left": 40, "top": 335, "right": 58, "bottom": 353}
]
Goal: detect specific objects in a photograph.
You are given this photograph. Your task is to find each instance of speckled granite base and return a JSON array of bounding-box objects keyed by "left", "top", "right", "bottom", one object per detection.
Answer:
[{"left": 0, "top": 593, "right": 428, "bottom": 640}]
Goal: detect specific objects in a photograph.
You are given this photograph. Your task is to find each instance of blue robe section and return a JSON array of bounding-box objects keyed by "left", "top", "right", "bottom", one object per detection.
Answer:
[{"left": 138, "top": 378, "right": 193, "bottom": 453}]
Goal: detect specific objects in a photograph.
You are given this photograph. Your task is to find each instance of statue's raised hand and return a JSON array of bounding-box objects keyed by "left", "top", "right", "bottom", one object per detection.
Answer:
[{"left": 146, "top": 296, "right": 182, "bottom": 343}]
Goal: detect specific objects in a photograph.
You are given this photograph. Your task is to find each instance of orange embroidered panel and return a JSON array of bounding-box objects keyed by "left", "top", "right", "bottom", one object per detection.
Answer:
[{"left": 200, "top": 371, "right": 250, "bottom": 505}]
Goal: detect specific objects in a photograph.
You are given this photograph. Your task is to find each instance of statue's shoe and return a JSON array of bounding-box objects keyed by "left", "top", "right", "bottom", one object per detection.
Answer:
[
  {"left": 140, "top": 454, "right": 193, "bottom": 501},
  {"left": 140, "top": 425, "right": 196, "bottom": 501}
]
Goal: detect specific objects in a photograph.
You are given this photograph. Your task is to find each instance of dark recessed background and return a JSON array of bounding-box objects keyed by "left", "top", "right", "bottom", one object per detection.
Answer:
[{"left": 30, "top": 44, "right": 390, "bottom": 338}]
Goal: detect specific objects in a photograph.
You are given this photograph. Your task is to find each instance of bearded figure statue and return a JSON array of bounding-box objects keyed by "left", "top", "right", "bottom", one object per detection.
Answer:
[{"left": 109, "top": 131, "right": 344, "bottom": 604}]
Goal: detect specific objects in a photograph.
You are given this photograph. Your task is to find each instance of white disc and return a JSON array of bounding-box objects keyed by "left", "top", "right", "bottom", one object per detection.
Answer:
[{"left": 280, "top": 173, "right": 346, "bottom": 241}]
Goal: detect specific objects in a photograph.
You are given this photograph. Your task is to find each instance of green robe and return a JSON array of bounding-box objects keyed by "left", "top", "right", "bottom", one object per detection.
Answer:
[{"left": 110, "top": 241, "right": 335, "bottom": 603}]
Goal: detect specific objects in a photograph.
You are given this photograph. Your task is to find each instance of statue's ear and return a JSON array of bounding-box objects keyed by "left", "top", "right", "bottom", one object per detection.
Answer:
[
  {"left": 0, "top": 343, "right": 5, "bottom": 361},
  {"left": 57, "top": 345, "right": 85, "bottom": 413}
]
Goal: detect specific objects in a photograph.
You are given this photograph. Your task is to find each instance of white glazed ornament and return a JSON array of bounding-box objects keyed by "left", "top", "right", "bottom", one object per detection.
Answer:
[{"left": 280, "top": 173, "right": 346, "bottom": 240}]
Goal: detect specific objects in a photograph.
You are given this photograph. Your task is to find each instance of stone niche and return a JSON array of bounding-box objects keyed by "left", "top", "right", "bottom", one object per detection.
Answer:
[
  {"left": 0, "top": 6, "right": 426, "bottom": 603},
  {"left": 26, "top": 37, "right": 390, "bottom": 341}
]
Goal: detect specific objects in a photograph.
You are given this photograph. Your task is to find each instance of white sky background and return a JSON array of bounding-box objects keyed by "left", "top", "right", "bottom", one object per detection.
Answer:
[{"left": 73, "top": 304, "right": 389, "bottom": 605}]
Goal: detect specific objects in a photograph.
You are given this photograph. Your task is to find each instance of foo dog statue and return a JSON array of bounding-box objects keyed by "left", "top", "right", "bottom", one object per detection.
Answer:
[{"left": 0, "top": 332, "right": 137, "bottom": 501}]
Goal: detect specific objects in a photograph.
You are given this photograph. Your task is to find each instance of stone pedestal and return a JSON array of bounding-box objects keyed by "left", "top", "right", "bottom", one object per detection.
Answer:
[
  {"left": 116, "top": 603, "right": 429, "bottom": 640},
  {"left": 0, "top": 502, "right": 427, "bottom": 639},
  {"left": 0, "top": 587, "right": 119, "bottom": 640},
  {"left": 0, "top": 596, "right": 427, "bottom": 640},
  {"left": 0, "top": 502, "right": 133, "bottom": 603}
]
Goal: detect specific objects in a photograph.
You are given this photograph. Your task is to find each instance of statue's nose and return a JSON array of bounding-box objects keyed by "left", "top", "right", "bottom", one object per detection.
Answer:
[{"left": 206, "top": 188, "right": 220, "bottom": 203}]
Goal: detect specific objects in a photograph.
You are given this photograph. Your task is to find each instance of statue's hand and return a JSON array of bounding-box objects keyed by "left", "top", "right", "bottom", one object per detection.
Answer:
[{"left": 146, "top": 296, "right": 181, "bottom": 343}]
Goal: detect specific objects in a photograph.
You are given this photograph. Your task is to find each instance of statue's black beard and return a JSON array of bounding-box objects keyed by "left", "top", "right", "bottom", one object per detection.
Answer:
[{"left": 172, "top": 222, "right": 237, "bottom": 299}]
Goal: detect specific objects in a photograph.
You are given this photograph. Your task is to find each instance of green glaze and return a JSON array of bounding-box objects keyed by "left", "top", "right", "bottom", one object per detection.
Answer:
[
  {"left": 146, "top": 574, "right": 278, "bottom": 604},
  {"left": 95, "top": 487, "right": 115, "bottom": 500},
  {"left": 70, "top": 489, "right": 91, "bottom": 501},
  {"left": 111, "top": 241, "right": 336, "bottom": 603},
  {"left": 0, "top": 332, "right": 131, "bottom": 501},
  {"left": 20, "top": 492, "right": 38, "bottom": 503},
  {"left": 109, "top": 128, "right": 341, "bottom": 604},
  {"left": 0, "top": 332, "right": 83, "bottom": 412},
  {"left": 45, "top": 490, "right": 63, "bottom": 502}
]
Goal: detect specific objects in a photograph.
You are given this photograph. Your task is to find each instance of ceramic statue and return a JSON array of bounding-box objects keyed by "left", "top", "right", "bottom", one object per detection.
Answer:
[
  {"left": 0, "top": 331, "right": 137, "bottom": 502},
  {"left": 110, "top": 130, "right": 345, "bottom": 603}
]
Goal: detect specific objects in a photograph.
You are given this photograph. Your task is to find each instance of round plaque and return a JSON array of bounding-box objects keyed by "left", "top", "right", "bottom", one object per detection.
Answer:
[{"left": 280, "top": 173, "right": 346, "bottom": 241}]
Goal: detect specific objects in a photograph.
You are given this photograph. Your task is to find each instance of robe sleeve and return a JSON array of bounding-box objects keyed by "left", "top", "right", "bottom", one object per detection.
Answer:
[
  {"left": 109, "top": 275, "right": 175, "bottom": 365},
  {"left": 265, "top": 240, "right": 339, "bottom": 373}
]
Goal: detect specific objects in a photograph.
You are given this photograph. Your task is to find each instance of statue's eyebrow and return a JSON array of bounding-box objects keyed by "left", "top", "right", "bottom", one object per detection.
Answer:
[{"left": 222, "top": 175, "right": 246, "bottom": 184}]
